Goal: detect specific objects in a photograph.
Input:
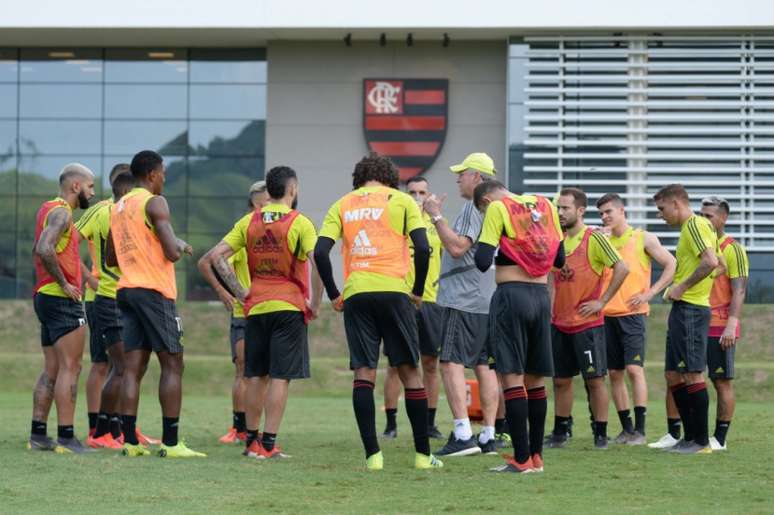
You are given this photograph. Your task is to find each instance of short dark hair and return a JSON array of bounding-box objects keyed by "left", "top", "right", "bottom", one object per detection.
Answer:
[
  {"left": 653, "top": 183, "right": 689, "bottom": 203},
  {"left": 596, "top": 193, "right": 624, "bottom": 209},
  {"left": 702, "top": 196, "right": 730, "bottom": 215},
  {"left": 406, "top": 176, "right": 428, "bottom": 187},
  {"left": 130, "top": 151, "right": 163, "bottom": 179},
  {"left": 111, "top": 171, "right": 136, "bottom": 199},
  {"left": 559, "top": 187, "right": 587, "bottom": 208},
  {"left": 473, "top": 180, "right": 507, "bottom": 210},
  {"left": 109, "top": 163, "right": 131, "bottom": 185},
  {"left": 352, "top": 153, "right": 399, "bottom": 189},
  {"left": 266, "top": 166, "right": 297, "bottom": 199}
]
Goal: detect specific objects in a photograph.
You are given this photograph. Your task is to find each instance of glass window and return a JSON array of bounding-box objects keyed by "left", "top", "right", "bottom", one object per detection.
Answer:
[
  {"left": 188, "top": 197, "right": 251, "bottom": 234},
  {"left": 160, "top": 156, "right": 187, "bottom": 197},
  {"left": 105, "top": 49, "right": 188, "bottom": 83},
  {"left": 164, "top": 196, "right": 188, "bottom": 234},
  {"left": 0, "top": 197, "right": 15, "bottom": 232},
  {"left": 190, "top": 49, "right": 266, "bottom": 83},
  {"left": 189, "top": 120, "right": 264, "bottom": 157},
  {"left": 0, "top": 84, "right": 17, "bottom": 118},
  {"left": 20, "top": 84, "right": 102, "bottom": 118},
  {"left": 105, "top": 84, "right": 187, "bottom": 119},
  {"left": 188, "top": 157, "right": 263, "bottom": 197},
  {"left": 18, "top": 156, "right": 101, "bottom": 195},
  {"left": 19, "top": 120, "right": 101, "bottom": 155},
  {"left": 105, "top": 120, "right": 188, "bottom": 156},
  {"left": 19, "top": 49, "right": 102, "bottom": 82},
  {"left": 0, "top": 49, "right": 18, "bottom": 82},
  {"left": 0, "top": 121, "right": 16, "bottom": 156},
  {"left": 190, "top": 85, "right": 266, "bottom": 119},
  {"left": 0, "top": 231, "right": 16, "bottom": 298}
]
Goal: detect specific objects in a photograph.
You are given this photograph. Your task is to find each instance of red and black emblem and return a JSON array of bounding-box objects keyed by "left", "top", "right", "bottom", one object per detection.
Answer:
[{"left": 363, "top": 79, "right": 449, "bottom": 181}]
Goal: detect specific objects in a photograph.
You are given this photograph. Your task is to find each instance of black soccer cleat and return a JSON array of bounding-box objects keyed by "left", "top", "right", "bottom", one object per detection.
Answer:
[
  {"left": 428, "top": 425, "right": 444, "bottom": 440},
  {"left": 435, "top": 432, "right": 482, "bottom": 457},
  {"left": 544, "top": 432, "right": 569, "bottom": 449},
  {"left": 381, "top": 427, "right": 397, "bottom": 439}
]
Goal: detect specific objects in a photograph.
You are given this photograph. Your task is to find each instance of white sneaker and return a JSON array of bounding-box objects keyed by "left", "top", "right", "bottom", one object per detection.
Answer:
[
  {"left": 709, "top": 437, "right": 727, "bottom": 451},
  {"left": 648, "top": 433, "right": 679, "bottom": 449}
]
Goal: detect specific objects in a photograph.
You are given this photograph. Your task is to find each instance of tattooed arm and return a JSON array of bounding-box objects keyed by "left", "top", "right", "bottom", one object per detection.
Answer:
[
  {"left": 35, "top": 207, "right": 80, "bottom": 301},
  {"left": 197, "top": 241, "right": 245, "bottom": 308}
]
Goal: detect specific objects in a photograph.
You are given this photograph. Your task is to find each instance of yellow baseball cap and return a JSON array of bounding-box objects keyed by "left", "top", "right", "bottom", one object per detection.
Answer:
[{"left": 449, "top": 152, "right": 496, "bottom": 176}]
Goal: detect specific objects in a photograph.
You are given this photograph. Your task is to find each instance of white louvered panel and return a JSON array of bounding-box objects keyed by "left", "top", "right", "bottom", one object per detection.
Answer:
[{"left": 517, "top": 34, "right": 774, "bottom": 251}]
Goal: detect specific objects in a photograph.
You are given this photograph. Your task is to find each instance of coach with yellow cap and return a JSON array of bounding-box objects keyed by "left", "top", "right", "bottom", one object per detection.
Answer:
[{"left": 423, "top": 152, "right": 500, "bottom": 457}]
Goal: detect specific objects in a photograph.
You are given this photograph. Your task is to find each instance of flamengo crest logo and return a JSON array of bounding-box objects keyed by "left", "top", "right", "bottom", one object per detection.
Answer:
[{"left": 363, "top": 79, "right": 449, "bottom": 182}]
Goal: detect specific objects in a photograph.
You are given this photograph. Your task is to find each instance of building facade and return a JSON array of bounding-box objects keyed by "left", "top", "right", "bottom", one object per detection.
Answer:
[{"left": 2, "top": 1, "right": 773, "bottom": 300}]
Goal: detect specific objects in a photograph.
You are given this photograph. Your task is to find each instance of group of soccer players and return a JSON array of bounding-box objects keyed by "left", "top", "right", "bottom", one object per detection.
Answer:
[{"left": 28, "top": 148, "right": 747, "bottom": 473}]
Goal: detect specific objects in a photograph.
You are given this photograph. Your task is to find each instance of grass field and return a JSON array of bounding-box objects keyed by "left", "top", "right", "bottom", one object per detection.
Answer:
[{"left": 1, "top": 301, "right": 773, "bottom": 514}]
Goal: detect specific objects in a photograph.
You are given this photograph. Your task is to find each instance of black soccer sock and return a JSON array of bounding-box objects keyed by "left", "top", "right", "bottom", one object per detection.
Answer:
[
  {"left": 94, "top": 412, "right": 111, "bottom": 438},
  {"left": 246, "top": 429, "right": 259, "bottom": 448},
  {"left": 235, "top": 412, "right": 247, "bottom": 433},
  {"left": 122, "top": 415, "right": 138, "bottom": 445},
  {"left": 617, "top": 409, "right": 634, "bottom": 433},
  {"left": 404, "top": 388, "right": 431, "bottom": 456},
  {"left": 634, "top": 406, "right": 647, "bottom": 435},
  {"left": 427, "top": 408, "right": 437, "bottom": 428},
  {"left": 552, "top": 415, "right": 570, "bottom": 437},
  {"left": 31, "top": 420, "right": 47, "bottom": 437},
  {"left": 261, "top": 432, "right": 277, "bottom": 452},
  {"left": 162, "top": 417, "right": 179, "bottom": 447},
  {"left": 687, "top": 382, "right": 710, "bottom": 446},
  {"left": 504, "top": 386, "right": 529, "bottom": 464},
  {"left": 495, "top": 417, "right": 506, "bottom": 434},
  {"left": 671, "top": 383, "right": 694, "bottom": 441},
  {"left": 232, "top": 411, "right": 239, "bottom": 430},
  {"left": 57, "top": 425, "right": 74, "bottom": 440},
  {"left": 668, "top": 418, "right": 682, "bottom": 440},
  {"left": 567, "top": 415, "right": 574, "bottom": 437},
  {"left": 594, "top": 421, "right": 608, "bottom": 439},
  {"left": 714, "top": 419, "right": 731, "bottom": 446},
  {"left": 527, "top": 387, "right": 548, "bottom": 456},
  {"left": 109, "top": 414, "right": 122, "bottom": 439},
  {"left": 385, "top": 408, "right": 398, "bottom": 430},
  {"left": 88, "top": 412, "right": 98, "bottom": 431},
  {"left": 353, "top": 380, "right": 380, "bottom": 458}
]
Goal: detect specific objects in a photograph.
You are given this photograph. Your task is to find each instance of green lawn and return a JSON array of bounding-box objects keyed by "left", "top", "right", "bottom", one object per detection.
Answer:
[{"left": 1, "top": 301, "right": 773, "bottom": 513}]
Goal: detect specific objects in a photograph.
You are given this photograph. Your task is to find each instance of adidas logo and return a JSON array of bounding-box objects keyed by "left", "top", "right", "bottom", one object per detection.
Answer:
[
  {"left": 633, "top": 354, "right": 641, "bottom": 362},
  {"left": 587, "top": 366, "right": 595, "bottom": 373},
  {"left": 252, "top": 229, "right": 282, "bottom": 253},
  {"left": 351, "top": 229, "right": 378, "bottom": 260},
  {"left": 716, "top": 367, "right": 724, "bottom": 374},
  {"left": 344, "top": 208, "right": 384, "bottom": 222},
  {"left": 678, "top": 360, "right": 686, "bottom": 368}
]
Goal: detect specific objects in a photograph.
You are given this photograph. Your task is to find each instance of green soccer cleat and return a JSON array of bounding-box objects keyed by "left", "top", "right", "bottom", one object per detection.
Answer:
[
  {"left": 122, "top": 443, "right": 151, "bottom": 457},
  {"left": 366, "top": 451, "right": 384, "bottom": 471},
  {"left": 415, "top": 453, "right": 443, "bottom": 469},
  {"left": 158, "top": 440, "right": 207, "bottom": 458}
]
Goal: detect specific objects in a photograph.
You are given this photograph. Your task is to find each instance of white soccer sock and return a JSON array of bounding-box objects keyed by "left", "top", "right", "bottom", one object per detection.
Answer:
[
  {"left": 453, "top": 418, "right": 473, "bottom": 441},
  {"left": 479, "top": 425, "right": 495, "bottom": 444}
]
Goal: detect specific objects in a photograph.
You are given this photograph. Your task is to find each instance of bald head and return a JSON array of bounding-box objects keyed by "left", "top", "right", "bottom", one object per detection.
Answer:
[{"left": 59, "top": 162, "right": 95, "bottom": 186}]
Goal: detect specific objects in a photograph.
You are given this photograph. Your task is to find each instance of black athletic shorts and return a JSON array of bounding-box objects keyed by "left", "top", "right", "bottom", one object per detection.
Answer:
[
  {"left": 439, "top": 307, "right": 489, "bottom": 369},
  {"left": 117, "top": 287, "right": 183, "bottom": 354},
  {"left": 344, "top": 292, "right": 419, "bottom": 370},
  {"left": 417, "top": 302, "right": 444, "bottom": 357},
  {"left": 33, "top": 292, "right": 86, "bottom": 347},
  {"left": 244, "top": 311, "right": 309, "bottom": 379},
  {"left": 552, "top": 324, "right": 607, "bottom": 379},
  {"left": 707, "top": 336, "right": 735, "bottom": 380},
  {"left": 665, "top": 301, "right": 710, "bottom": 374},
  {"left": 488, "top": 282, "right": 553, "bottom": 377},
  {"left": 604, "top": 314, "right": 646, "bottom": 370},
  {"left": 94, "top": 295, "right": 123, "bottom": 349},
  {"left": 230, "top": 316, "right": 246, "bottom": 363},
  {"left": 85, "top": 300, "right": 106, "bottom": 363}
]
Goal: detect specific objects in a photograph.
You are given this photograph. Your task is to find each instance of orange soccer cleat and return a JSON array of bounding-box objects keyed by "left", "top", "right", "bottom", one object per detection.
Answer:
[
  {"left": 86, "top": 433, "right": 124, "bottom": 450},
  {"left": 135, "top": 427, "right": 161, "bottom": 446}
]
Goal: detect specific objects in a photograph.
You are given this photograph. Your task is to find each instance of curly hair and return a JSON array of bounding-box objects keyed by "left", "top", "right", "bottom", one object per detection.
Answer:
[{"left": 352, "top": 153, "right": 399, "bottom": 189}]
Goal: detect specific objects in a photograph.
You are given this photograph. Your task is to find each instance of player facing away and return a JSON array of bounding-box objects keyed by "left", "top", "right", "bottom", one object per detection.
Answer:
[
  {"left": 29, "top": 163, "right": 95, "bottom": 453},
  {"left": 546, "top": 188, "right": 629, "bottom": 450},
  {"left": 653, "top": 184, "right": 718, "bottom": 454},
  {"left": 422, "top": 152, "right": 499, "bottom": 457},
  {"left": 473, "top": 181, "right": 564, "bottom": 473},
  {"left": 314, "top": 153, "right": 442, "bottom": 471},
  {"left": 700, "top": 196, "right": 747, "bottom": 451},
  {"left": 81, "top": 168, "right": 160, "bottom": 449},
  {"left": 201, "top": 167, "right": 322, "bottom": 459},
  {"left": 382, "top": 176, "right": 444, "bottom": 441},
  {"left": 199, "top": 181, "right": 270, "bottom": 445},
  {"left": 596, "top": 193, "right": 676, "bottom": 445},
  {"left": 108, "top": 150, "right": 205, "bottom": 458}
]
